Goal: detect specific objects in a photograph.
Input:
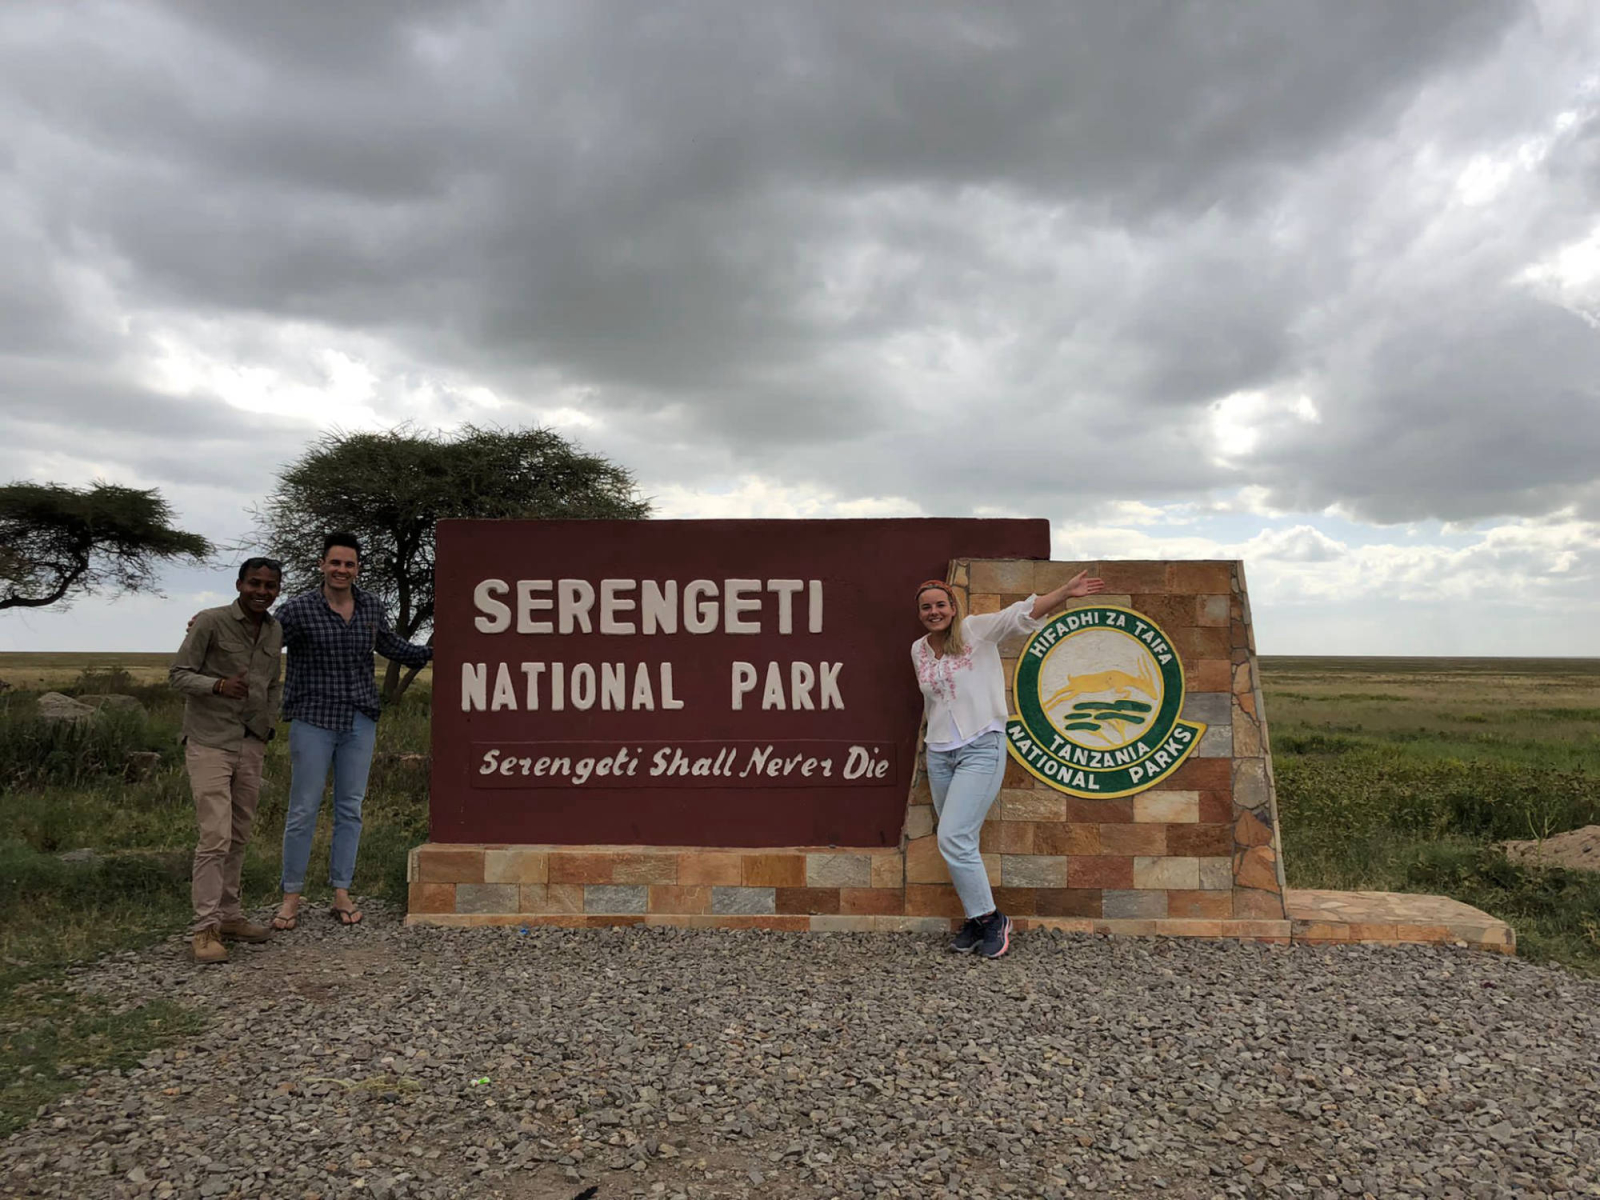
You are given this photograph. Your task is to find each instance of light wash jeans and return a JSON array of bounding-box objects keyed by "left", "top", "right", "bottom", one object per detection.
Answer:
[
  {"left": 281, "top": 714, "right": 377, "bottom": 893},
  {"left": 925, "top": 729, "right": 1008, "bottom": 919}
]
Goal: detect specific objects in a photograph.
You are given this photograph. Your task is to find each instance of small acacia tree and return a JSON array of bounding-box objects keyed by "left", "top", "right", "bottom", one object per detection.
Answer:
[
  {"left": 255, "top": 425, "right": 651, "bottom": 702},
  {"left": 0, "top": 482, "right": 212, "bottom": 611}
]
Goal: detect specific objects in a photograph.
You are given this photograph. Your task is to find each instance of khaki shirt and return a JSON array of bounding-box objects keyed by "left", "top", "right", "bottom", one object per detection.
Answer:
[{"left": 169, "top": 600, "right": 284, "bottom": 750}]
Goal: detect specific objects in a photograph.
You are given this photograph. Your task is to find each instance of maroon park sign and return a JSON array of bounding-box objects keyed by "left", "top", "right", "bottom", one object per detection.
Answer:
[{"left": 430, "top": 518, "right": 1050, "bottom": 847}]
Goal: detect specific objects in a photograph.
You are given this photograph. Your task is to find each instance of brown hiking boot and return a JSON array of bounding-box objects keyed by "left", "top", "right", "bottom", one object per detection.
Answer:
[
  {"left": 218, "top": 918, "right": 272, "bottom": 943},
  {"left": 191, "top": 929, "right": 228, "bottom": 964}
]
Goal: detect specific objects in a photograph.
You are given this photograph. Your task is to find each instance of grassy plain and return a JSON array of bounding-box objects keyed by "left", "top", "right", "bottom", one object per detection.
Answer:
[
  {"left": 0, "top": 652, "right": 1597, "bottom": 1132},
  {"left": 1264, "top": 655, "right": 1600, "bottom": 970},
  {"left": 0, "top": 652, "right": 174, "bottom": 690},
  {"left": 3, "top": 652, "right": 432, "bottom": 693}
]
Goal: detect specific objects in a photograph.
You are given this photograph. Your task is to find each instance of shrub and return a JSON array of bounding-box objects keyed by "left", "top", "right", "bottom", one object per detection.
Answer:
[
  {"left": 1403, "top": 844, "right": 1600, "bottom": 967},
  {"left": 0, "top": 841, "right": 188, "bottom": 909},
  {"left": 0, "top": 703, "right": 174, "bottom": 790},
  {"left": 1276, "top": 752, "right": 1600, "bottom": 844},
  {"left": 69, "top": 665, "right": 179, "bottom": 713}
]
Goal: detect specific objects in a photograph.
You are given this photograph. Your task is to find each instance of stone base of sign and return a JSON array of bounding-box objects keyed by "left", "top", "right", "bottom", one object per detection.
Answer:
[
  {"left": 404, "top": 844, "right": 1512, "bottom": 952},
  {"left": 406, "top": 843, "right": 908, "bottom": 929},
  {"left": 410, "top": 557, "right": 1511, "bottom": 955}
]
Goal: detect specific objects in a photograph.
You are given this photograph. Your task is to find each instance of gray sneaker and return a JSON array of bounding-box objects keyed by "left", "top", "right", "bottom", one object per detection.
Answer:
[
  {"left": 949, "top": 917, "right": 983, "bottom": 953},
  {"left": 977, "top": 911, "right": 1013, "bottom": 959}
]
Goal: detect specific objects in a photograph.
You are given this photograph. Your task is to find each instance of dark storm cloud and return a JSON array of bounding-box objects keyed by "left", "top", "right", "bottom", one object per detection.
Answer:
[
  {"left": 0, "top": 347, "right": 311, "bottom": 501},
  {"left": 1259, "top": 295, "right": 1600, "bottom": 523},
  {"left": 3, "top": 393, "right": 309, "bottom": 496},
  {"left": 1, "top": 0, "right": 1594, "bottom": 534}
]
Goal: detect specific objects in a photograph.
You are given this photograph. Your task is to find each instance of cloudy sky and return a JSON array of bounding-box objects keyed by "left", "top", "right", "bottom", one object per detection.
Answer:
[{"left": 3, "top": 0, "right": 1598, "bottom": 655}]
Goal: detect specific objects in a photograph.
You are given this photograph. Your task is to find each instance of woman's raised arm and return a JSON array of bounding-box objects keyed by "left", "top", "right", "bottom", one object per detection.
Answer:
[{"left": 1029, "top": 570, "right": 1106, "bottom": 619}]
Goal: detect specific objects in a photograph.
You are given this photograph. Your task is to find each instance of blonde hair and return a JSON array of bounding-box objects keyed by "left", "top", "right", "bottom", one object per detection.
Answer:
[{"left": 915, "top": 581, "right": 967, "bottom": 657}]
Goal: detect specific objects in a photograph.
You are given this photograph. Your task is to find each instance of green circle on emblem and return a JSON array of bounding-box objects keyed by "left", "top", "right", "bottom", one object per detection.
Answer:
[{"left": 1006, "top": 605, "right": 1208, "bottom": 798}]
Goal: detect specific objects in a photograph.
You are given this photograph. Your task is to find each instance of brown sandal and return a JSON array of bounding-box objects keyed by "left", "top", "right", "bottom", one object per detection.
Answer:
[
  {"left": 331, "top": 905, "right": 363, "bottom": 926},
  {"left": 270, "top": 910, "right": 298, "bottom": 931}
]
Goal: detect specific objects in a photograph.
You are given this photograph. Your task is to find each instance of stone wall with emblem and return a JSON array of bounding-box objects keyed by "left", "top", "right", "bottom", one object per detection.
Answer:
[{"left": 897, "top": 557, "right": 1289, "bottom": 933}]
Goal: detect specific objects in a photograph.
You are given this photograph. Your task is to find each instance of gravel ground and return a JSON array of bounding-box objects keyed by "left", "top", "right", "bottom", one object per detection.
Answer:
[{"left": 3, "top": 909, "right": 1599, "bottom": 1200}]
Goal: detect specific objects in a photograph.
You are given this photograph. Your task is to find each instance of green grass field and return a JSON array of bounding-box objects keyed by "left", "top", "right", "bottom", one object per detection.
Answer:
[
  {"left": 1, "top": 652, "right": 1598, "bottom": 1134},
  {"left": 1262, "top": 655, "right": 1600, "bottom": 973}
]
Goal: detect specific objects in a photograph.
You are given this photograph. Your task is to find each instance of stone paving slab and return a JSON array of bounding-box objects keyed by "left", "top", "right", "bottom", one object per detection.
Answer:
[{"left": 1287, "top": 887, "right": 1515, "bottom": 953}]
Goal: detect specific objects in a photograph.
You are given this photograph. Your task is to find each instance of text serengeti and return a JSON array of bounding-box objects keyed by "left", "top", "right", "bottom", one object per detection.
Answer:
[{"left": 461, "top": 578, "right": 843, "bottom": 712}]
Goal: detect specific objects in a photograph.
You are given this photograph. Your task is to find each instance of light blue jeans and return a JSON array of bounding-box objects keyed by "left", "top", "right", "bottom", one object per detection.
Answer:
[
  {"left": 925, "top": 729, "right": 1008, "bottom": 919},
  {"left": 282, "top": 714, "right": 377, "bottom": 893}
]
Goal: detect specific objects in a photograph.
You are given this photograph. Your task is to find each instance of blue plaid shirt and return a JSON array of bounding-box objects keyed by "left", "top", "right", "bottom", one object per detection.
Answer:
[{"left": 277, "top": 585, "right": 432, "bottom": 731}]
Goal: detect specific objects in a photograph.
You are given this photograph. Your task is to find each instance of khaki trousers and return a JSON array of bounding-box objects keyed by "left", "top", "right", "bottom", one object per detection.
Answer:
[{"left": 186, "top": 739, "right": 267, "bottom": 933}]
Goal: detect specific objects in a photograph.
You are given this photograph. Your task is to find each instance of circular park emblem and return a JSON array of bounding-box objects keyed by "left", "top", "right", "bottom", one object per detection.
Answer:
[{"left": 1006, "top": 605, "right": 1207, "bottom": 798}]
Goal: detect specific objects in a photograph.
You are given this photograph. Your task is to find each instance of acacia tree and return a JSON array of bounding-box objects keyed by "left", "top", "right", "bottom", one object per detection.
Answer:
[
  {"left": 0, "top": 482, "right": 211, "bottom": 610},
  {"left": 255, "top": 425, "right": 651, "bottom": 702}
]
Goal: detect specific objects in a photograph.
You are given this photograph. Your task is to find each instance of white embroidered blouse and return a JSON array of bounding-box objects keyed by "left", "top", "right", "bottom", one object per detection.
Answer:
[{"left": 912, "top": 596, "right": 1045, "bottom": 752}]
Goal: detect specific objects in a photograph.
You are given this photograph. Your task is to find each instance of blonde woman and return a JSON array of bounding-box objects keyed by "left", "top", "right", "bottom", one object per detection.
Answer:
[{"left": 912, "top": 571, "right": 1105, "bottom": 957}]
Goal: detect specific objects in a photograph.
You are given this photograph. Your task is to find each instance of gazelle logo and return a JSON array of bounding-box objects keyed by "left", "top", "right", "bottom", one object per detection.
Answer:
[{"left": 1006, "top": 605, "right": 1206, "bottom": 798}]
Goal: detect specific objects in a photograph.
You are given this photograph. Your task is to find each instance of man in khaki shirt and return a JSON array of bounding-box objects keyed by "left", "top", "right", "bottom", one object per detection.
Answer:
[{"left": 169, "top": 558, "right": 285, "bottom": 963}]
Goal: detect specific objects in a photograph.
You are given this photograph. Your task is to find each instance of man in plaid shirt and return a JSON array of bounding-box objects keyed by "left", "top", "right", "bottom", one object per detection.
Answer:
[{"left": 271, "top": 530, "right": 432, "bottom": 930}]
